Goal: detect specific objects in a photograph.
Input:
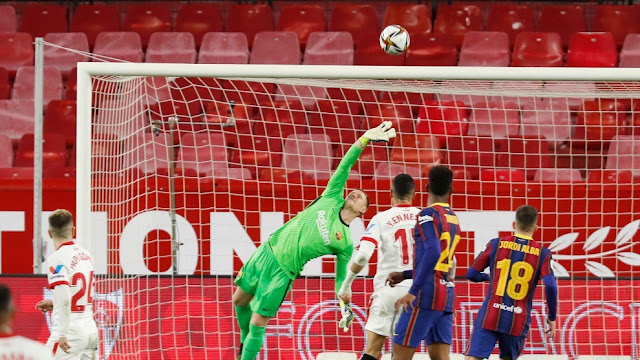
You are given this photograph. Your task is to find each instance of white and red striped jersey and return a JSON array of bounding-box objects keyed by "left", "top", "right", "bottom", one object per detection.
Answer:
[
  {"left": 361, "top": 204, "right": 420, "bottom": 289},
  {"left": 0, "top": 334, "right": 52, "bottom": 359},
  {"left": 46, "top": 241, "right": 97, "bottom": 340}
]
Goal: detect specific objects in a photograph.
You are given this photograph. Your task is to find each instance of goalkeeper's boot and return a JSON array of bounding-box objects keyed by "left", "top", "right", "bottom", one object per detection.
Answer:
[{"left": 235, "top": 343, "right": 243, "bottom": 360}]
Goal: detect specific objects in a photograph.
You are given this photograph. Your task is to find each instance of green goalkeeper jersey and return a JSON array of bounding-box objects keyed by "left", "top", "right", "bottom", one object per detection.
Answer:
[{"left": 268, "top": 144, "right": 363, "bottom": 294}]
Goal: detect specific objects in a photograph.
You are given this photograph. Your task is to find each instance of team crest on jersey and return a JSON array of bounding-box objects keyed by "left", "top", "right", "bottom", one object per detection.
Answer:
[
  {"left": 49, "top": 264, "right": 63, "bottom": 274},
  {"left": 43, "top": 287, "right": 124, "bottom": 359},
  {"left": 366, "top": 223, "right": 376, "bottom": 231},
  {"left": 335, "top": 231, "right": 344, "bottom": 240}
]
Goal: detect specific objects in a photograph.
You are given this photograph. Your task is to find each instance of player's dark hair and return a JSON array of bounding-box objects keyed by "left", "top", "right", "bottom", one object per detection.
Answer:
[
  {"left": 392, "top": 173, "right": 415, "bottom": 200},
  {"left": 49, "top": 209, "right": 74, "bottom": 239},
  {"left": 0, "top": 284, "right": 11, "bottom": 315},
  {"left": 515, "top": 205, "right": 539, "bottom": 231},
  {"left": 428, "top": 165, "right": 453, "bottom": 196}
]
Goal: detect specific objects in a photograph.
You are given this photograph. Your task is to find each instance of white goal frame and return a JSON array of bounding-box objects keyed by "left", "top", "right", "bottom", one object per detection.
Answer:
[{"left": 75, "top": 62, "right": 640, "bottom": 253}]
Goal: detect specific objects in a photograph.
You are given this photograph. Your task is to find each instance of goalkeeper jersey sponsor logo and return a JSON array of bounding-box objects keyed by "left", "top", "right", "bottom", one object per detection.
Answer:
[{"left": 316, "top": 210, "right": 330, "bottom": 245}]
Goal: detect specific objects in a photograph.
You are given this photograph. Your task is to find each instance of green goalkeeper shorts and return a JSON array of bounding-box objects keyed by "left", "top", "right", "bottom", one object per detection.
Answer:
[{"left": 235, "top": 243, "right": 294, "bottom": 318}]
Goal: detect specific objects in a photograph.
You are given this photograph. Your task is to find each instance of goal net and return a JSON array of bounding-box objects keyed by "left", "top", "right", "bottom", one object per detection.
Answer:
[{"left": 76, "top": 64, "right": 639, "bottom": 359}]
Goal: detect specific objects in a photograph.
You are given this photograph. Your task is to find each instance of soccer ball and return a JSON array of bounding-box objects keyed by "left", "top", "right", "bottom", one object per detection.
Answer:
[{"left": 379, "top": 25, "right": 410, "bottom": 55}]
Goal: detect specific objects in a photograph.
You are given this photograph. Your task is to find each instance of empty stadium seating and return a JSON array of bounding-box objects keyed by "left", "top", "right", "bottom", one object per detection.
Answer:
[
  {"left": 12, "top": 66, "right": 63, "bottom": 107},
  {"left": 329, "top": 4, "right": 378, "bottom": 44},
  {"left": 619, "top": 34, "right": 640, "bottom": 67},
  {"left": 383, "top": 4, "right": 432, "bottom": 36},
  {"left": 486, "top": 4, "right": 535, "bottom": 47},
  {"left": 496, "top": 137, "right": 553, "bottom": 180},
  {"left": 282, "top": 134, "right": 333, "bottom": 179},
  {"left": 178, "top": 133, "right": 227, "bottom": 176},
  {"left": 354, "top": 30, "right": 405, "bottom": 66},
  {"left": 14, "top": 133, "right": 67, "bottom": 170},
  {"left": 0, "top": 5, "right": 17, "bottom": 33},
  {"left": 277, "top": 5, "right": 326, "bottom": 50},
  {"left": 145, "top": 32, "right": 197, "bottom": 64},
  {"left": 459, "top": 31, "right": 510, "bottom": 67},
  {"left": 0, "top": 68, "right": 8, "bottom": 99},
  {"left": 44, "top": 100, "right": 76, "bottom": 144},
  {"left": 304, "top": 32, "right": 354, "bottom": 65},
  {"left": 606, "top": 135, "right": 640, "bottom": 178},
  {"left": 123, "top": 3, "right": 172, "bottom": 48},
  {"left": 198, "top": 33, "right": 249, "bottom": 64},
  {"left": 251, "top": 32, "right": 301, "bottom": 64},
  {"left": 567, "top": 32, "right": 618, "bottom": 67},
  {"left": 537, "top": 5, "right": 586, "bottom": 49},
  {"left": 0, "top": 135, "right": 12, "bottom": 168},
  {"left": 593, "top": 5, "right": 640, "bottom": 48},
  {"left": 226, "top": 4, "right": 274, "bottom": 49},
  {"left": 175, "top": 3, "right": 223, "bottom": 48},
  {"left": 70, "top": 4, "right": 120, "bottom": 48},
  {"left": 521, "top": 99, "right": 571, "bottom": 147},
  {"left": 43, "top": 33, "right": 90, "bottom": 78},
  {"left": 93, "top": 32, "right": 144, "bottom": 63},
  {"left": 534, "top": 168, "right": 582, "bottom": 182},
  {"left": 389, "top": 134, "right": 442, "bottom": 177},
  {"left": 19, "top": 3, "right": 68, "bottom": 38},
  {"left": 0, "top": 33, "right": 34, "bottom": 77},
  {"left": 512, "top": 32, "right": 564, "bottom": 67},
  {"left": 433, "top": 4, "right": 482, "bottom": 48},
  {"left": 125, "top": 132, "right": 171, "bottom": 174},
  {"left": 468, "top": 101, "right": 520, "bottom": 138},
  {"left": 416, "top": 101, "right": 469, "bottom": 144},
  {"left": 405, "top": 34, "right": 457, "bottom": 66},
  {"left": 574, "top": 99, "right": 627, "bottom": 148}
]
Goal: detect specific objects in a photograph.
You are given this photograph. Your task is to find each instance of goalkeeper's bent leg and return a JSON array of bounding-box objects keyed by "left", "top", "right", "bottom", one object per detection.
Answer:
[
  {"left": 241, "top": 323, "right": 266, "bottom": 360},
  {"left": 235, "top": 304, "right": 252, "bottom": 344}
]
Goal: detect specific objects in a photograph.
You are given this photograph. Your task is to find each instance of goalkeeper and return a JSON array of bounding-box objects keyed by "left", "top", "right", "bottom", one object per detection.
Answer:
[{"left": 232, "top": 122, "right": 396, "bottom": 360}]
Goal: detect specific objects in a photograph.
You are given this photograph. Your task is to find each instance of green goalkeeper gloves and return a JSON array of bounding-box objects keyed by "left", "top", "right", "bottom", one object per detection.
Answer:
[
  {"left": 338, "top": 299, "right": 354, "bottom": 332},
  {"left": 360, "top": 121, "right": 397, "bottom": 146}
]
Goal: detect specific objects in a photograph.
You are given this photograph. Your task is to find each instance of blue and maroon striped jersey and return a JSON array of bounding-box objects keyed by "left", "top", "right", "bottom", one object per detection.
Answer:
[
  {"left": 407, "top": 203, "right": 461, "bottom": 312},
  {"left": 470, "top": 235, "right": 554, "bottom": 336}
]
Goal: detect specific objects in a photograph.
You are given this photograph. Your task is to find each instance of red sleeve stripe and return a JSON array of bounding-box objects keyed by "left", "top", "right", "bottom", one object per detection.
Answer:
[
  {"left": 360, "top": 236, "right": 378, "bottom": 244},
  {"left": 48, "top": 280, "right": 69, "bottom": 289},
  {"left": 52, "top": 342, "right": 59, "bottom": 355}
]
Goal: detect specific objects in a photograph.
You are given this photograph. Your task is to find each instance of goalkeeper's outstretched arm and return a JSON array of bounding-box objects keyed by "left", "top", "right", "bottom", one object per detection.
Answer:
[
  {"left": 337, "top": 239, "right": 375, "bottom": 301},
  {"left": 322, "top": 121, "right": 396, "bottom": 199}
]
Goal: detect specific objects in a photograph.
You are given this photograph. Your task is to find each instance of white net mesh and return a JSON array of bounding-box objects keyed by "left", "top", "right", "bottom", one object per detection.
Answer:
[{"left": 83, "top": 70, "right": 639, "bottom": 359}]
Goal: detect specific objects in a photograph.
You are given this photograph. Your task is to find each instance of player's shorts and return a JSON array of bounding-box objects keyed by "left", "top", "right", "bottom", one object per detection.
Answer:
[
  {"left": 365, "top": 284, "right": 409, "bottom": 337},
  {"left": 393, "top": 306, "right": 451, "bottom": 348},
  {"left": 235, "top": 243, "right": 294, "bottom": 317},
  {"left": 46, "top": 330, "right": 98, "bottom": 360},
  {"left": 465, "top": 327, "right": 526, "bottom": 360}
]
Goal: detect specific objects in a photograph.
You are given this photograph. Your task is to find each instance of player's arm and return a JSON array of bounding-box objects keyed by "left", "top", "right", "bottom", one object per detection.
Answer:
[
  {"left": 322, "top": 121, "right": 396, "bottom": 198},
  {"left": 336, "top": 244, "right": 356, "bottom": 332},
  {"left": 52, "top": 284, "right": 72, "bottom": 340},
  {"left": 338, "top": 217, "right": 380, "bottom": 299},
  {"left": 541, "top": 250, "right": 558, "bottom": 339},
  {"left": 465, "top": 240, "right": 494, "bottom": 282}
]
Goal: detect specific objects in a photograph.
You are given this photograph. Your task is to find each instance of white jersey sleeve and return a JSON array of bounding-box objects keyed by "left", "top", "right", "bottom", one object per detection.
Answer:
[
  {"left": 371, "top": 205, "right": 420, "bottom": 289},
  {"left": 361, "top": 214, "right": 382, "bottom": 245},
  {"left": 0, "top": 335, "right": 52, "bottom": 359}
]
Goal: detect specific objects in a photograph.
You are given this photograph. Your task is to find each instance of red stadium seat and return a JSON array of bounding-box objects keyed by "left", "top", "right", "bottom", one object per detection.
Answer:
[
  {"left": 175, "top": 3, "right": 223, "bottom": 48},
  {"left": 433, "top": 4, "right": 482, "bottom": 48},
  {"left": 12, "top": 66, "right": 63, "bottom": 107},
  {"left": 0, "top": 134, "right": 12, "bottom": 168},
  {"left": 256, "top": 100, "right": 307, "bottom": 137},
  {"left": 93, "top": 32, "right": 143, "bottom": 63},
  {"left": 512, "top": 32, "right": 564, "bottom": 67},
  {"left": 538, "top": 5, "right": 586, "bottom": 49},
  {"left": 574, "top": 99, "right": 627, "bottom": 148},
  {"left": 71, "top": 4, "right": 120, "bottom": 48},
  {"left": 123, "top": 3, "right": 172, "bottom": 48},
  {"left": 0, "top": 5, "right": 17, "bottom": 33},
  {"left": 495, "top": 137, "right": 553, "bottom": 180},
  {"left": 226, "top": 5, "right": 274, "bottom": 49},
  {"left": 206, "top": 167, "right": 252, "bottom": 180},
  {"left": 307, "top": 99, "right": 359, "bottom": 145},
  {"left": 333, "top": 142, "right": 387, "bottom": 177},
  {"left": 94, "top": 100, "right": 147, "bottom": 138},
  {"left": 277, "top": 5, "right": 327, "bottom": 50},
  {"left": 19, "top": 4, "right": 67, "bottom": 38},
  {"left": 534, "top": 169, "right": 582, "bottom": 182},
  {"left": 202, "top": 99, "right": 253, "bottom": 147},
  {"left": 64, "top": 68, "right": 77, "bottom": 100},
  {"left": 486, "top": 4, "right": 535, "bottom": 48},
  {"left": 282, "top": 134, "right": 333, "bottom": 179},
  {"left": 383, "top": 4, "right": 432, "bottom": 36},
  {"left": 480, "top": 169, "right": 526, "bottom": 182},
  {"left": 0, "top": 67, "right": 8, "bottom": 99},
  {"left": 125, "top": 132, "right": 171, "bottom": 174},
  {"left": 354, "top": 30, "right": 405, "bottom": 66},
  {"left": 446, "top": 136, "right": 496, "bottom": 180},
  {"left": 606, "top": 135, "right": 640, "bottom": 178},
  {"left": 362, "top": 102, "right": 414, "bottom": 139},
  {"left": 405, "top": 34, "right": 457, "bottom": 66},
  {"left": 416, "top": 101, "right": 469, "bottom": 144},
  {"left": 459, "top": 31, "right": 510, "bottom": 67},
  {"left": 303, "top": 32, "right": 353, "bottom": 65},
  {"left": 587, "top": 169, "right": 633, "bottom": 183},
  {"left": 231, "top": 132, "right": 282, "bottom": 178},
  {"left": 198, "top": 33, "right": 249, "bottom": 64},
  {"left": 619, "top": 34, "right": 640, "bottom": 68},
  {"left": 146, "top": 32, "right": 197, "bottom": 64},
  {"left": 389, "top": 134, "right": 442, "bottom": 177},
  {"left": 0, "top": 33, "right": 33, "bottom": 78},
  {"left": 43, "top": 33, "right": 90, "bottom": 79},
  {"left": 592, "top": 5, "right": 640, "bottom": 48},
  {"left": 14, "top": 133, "right": 67, "bottom": 169},
  {"left": 374, "top": 162, "right": 422, "bottom": 179},
  {"left": 0, "top": 100, "right": 34, "bottom": 142},
  {"left": 329, "top": 4, "right": 378, "bottom": 44},
  {"left": 521, "top": 99, "right": 571, "bottom": 147},
  {"left": 177, "top": 132, "right": 227, "bottom": 175},
  {"left": 468, "top": 101, "right": 520, "bottom": 138},
  {"left": 251, "top": 32, "right": 301, "bottom": 64},
  {"left": 259, "top": 168, "right": 302, "bottom": 182},
  {"left": 567, "top": 32, "right": 617, "bottom": 67},
  {"left": 275, "top": 85, "right": 327, "bottom": 110},
  {"left": 44, "top": 100, "right": 76, "bottom": 144}
]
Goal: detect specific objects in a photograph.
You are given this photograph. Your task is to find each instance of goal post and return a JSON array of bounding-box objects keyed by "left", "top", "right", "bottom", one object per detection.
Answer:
[{"left": 75, "top": 62, "right": 640, "bottom": 359}]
